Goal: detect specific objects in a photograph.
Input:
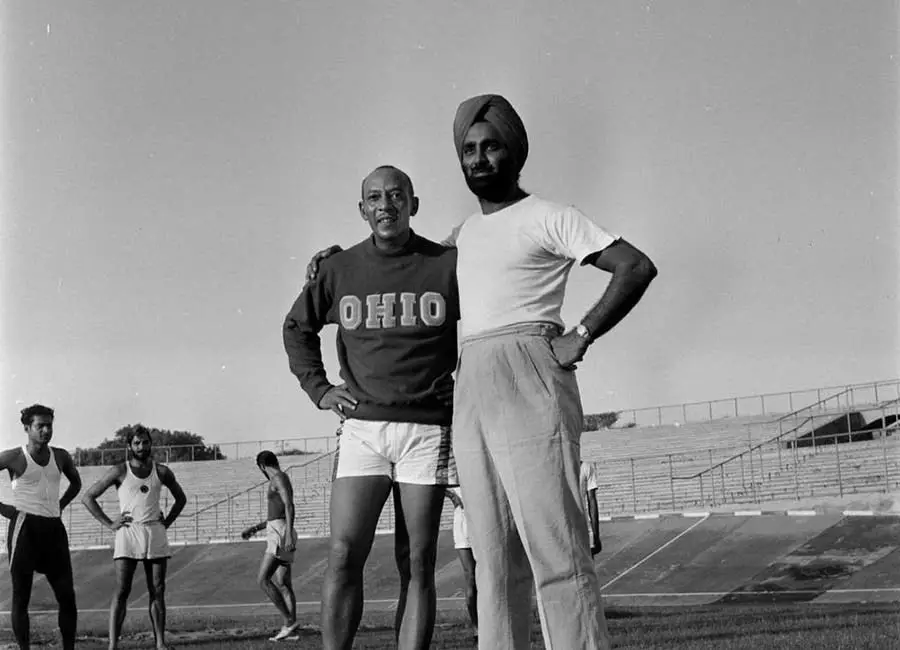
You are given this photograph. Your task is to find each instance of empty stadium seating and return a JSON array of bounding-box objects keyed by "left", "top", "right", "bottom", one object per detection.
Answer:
[{"left": 1, "top": 380, "right": 896, "bottom": 548}]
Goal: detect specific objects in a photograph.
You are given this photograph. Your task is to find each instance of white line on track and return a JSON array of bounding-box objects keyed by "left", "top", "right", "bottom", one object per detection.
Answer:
[
  {"left": 599, "top": 514, "right": 710, "bottom": 591},
  {"left": 8, "top": 588, "right": 899, "bottom": 616}
]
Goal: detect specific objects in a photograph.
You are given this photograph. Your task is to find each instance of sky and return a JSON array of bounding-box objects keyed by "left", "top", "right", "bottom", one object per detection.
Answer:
[{"left": 1, "top": 1, "right": 897, "bottom": 451}]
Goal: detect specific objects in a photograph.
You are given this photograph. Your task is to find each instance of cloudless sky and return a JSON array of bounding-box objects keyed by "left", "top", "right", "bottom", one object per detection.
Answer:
[{"left": 1, "top": 1, "right": 897, "bottom": 451}]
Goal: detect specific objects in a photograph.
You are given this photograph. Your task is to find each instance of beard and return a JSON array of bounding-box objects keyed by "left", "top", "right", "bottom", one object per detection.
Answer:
[
  {"left": 464, "top": 165, "right": 518, "bottom": 202},
  {"left": 132, "top": 450, "right": 151, "bottom": 461}
]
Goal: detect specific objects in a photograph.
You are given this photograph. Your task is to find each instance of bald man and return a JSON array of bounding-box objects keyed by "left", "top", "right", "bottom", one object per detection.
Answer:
[
  {"left": 302, "top": 99, "right": 658, "bottom": 650},
  {"left": 446, "top": 94, "right": 657, "bottom": 650},
  {"left": 283, "top": 165, "right": 459, "bottom": 650}
]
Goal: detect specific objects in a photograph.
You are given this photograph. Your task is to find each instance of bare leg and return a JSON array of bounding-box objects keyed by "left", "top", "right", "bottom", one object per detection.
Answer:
[
  {"left": 273, "top": 563, "right": 297, "bottom": 625},
  {"left": 393, "top": 485, "right": 410, "bottom": 641},
  {"left": 394, "top": 483, "right": 445, "bottom": 650},
  {"left": 144, "top": 559, "right": 169, "bottom": 649},
  {"left": 108, "top": 559, "right": 137, "bottom": 649},
  {"left": 321, "top": 476, "right": 393, "bottom": 650},
  {"left": 258, "top": 554, "right": 293, "bottom": 625},
  {"left": 457, "top": 548, "right": 478, "bottom": 632}
]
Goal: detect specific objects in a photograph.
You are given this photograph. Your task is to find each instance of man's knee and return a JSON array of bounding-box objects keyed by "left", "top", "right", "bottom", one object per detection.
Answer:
[
  {"left": 327, "top": 538, "right": 367, "bottom": 578},
  {"left": 406, "top": 545, "right": 437, "bottom": 581},
  {"left": 114, "top": 579, "right": 133, "bottom": 601}
]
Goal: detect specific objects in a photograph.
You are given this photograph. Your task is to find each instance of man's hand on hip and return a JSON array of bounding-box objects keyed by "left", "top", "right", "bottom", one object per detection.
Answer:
[
  {"left": 549, "top": 331, "right": 590, "bottom": 370},
  {"left": 319, "top": 385, "right": 358, "bottom": 420}
]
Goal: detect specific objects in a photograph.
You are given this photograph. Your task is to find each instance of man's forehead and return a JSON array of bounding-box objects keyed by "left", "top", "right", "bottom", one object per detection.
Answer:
[
  {"left": 464, "top": 120, "right": 502, "bottom": 143},
  {"left": 363, "top": 169, "right": 410, "bottom": 192}
]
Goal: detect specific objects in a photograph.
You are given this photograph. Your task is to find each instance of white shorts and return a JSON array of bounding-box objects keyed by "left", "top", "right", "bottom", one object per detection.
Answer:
[
  {"left": 333, "top": 419, "right": 458, "bottom": 486},
  {"left": 266, "top": 519, "right": 296, "bottom": 564},
  {"left": 114, "top": 521, "right": 170, "bottom": 561},
  {"left": 452, "top": 507, "right": 471, "bottom": 550}
]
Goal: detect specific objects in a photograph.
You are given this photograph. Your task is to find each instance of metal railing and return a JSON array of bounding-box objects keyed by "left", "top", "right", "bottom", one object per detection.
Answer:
[
  {"left": 617, "top": 379, "right": 899, "bottom": 427},
  {"left": 73, "top": 435, "right": 340, "bottom": 466}
]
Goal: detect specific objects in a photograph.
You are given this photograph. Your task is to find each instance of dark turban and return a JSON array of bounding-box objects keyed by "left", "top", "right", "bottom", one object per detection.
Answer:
[{"left": 453, "top": 94, "right": 529, "bottom": 172}]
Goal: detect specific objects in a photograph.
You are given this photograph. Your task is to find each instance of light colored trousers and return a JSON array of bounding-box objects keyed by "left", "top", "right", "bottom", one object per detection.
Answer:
[{"left": 453, "top": 322, "right": 611, "bottom": 650}]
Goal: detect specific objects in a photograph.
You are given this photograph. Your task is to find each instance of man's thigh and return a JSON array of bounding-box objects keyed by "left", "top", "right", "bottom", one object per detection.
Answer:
[
  {"left": 333, "top": 419, "right": 393, "bottom": 480},
  {"left": 394, "top": 422, "right": 457, "bottom": 487}
]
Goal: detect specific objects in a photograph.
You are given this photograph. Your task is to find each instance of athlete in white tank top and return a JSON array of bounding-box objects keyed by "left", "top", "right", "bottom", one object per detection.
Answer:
[
  {"left": 12, "top": 444, "right": 62, "bottom": 518},
  {"left": 0, "top": 404, "right": 82, "bottom": 650},
  {"left": 81, "top": 427, "right": 187, "bottom": 650},
  {"left": 117, "top": 461, "right": 163, "bottom": 524}
]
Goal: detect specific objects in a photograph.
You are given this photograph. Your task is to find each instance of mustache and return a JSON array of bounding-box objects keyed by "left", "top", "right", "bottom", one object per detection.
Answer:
[{"left": 467, "top": 163, "right": 494, "bottom": 175}]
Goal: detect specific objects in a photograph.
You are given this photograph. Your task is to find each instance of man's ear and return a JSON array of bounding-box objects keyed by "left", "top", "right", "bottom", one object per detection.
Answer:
[
  {"left": 359, "top": 201, "right": 366, "bottom": 220},
  {"left": 410, "top": 196, "right": 420, "bottom": 217}
]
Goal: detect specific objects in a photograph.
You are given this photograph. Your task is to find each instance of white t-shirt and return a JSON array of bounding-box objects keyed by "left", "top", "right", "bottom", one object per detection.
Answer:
[{"left": 450, "top": 195, "right": 618, "bottom": 338}]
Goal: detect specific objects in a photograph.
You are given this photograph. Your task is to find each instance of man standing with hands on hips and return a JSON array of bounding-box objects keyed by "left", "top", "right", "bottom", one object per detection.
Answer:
[
  {"left": 82, "top": 425, "right": 187, "bottom": 650},
  {"left": 448, "top": 94, "right": 657, "bottom": 650}
]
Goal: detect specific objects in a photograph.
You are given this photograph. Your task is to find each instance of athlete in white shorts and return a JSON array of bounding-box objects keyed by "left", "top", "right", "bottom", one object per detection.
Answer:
[
  {"left": 445, "top": 487, "right": 477, "bottom": 637},
  {"left": 240, "top": 450, "right": 300, "bottom": 642},
  {"left": 286, "top": 166, "right": 459, "bottom": 650},
  {"left": 82, "top": 426, "right": 187, "bottom": 650}
]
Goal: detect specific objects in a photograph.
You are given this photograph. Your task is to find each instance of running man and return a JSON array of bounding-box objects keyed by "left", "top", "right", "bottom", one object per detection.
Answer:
[
  {"left": 449, "top": 93, "right": 657, "bottom": 649},
  {"left": 81, "top": 425, "right": 187, "bottom": 650},
  {"left": 0, "top": 404, "right": 82, "bottom": 650},
  {"left": 240, "top": 451, "right": 300, "bottom": 642},
  {"left": 580, "top": 461, "right": 602, "bottom": 556},
  {"left": 444, "top": 487, "right": 477, "bottom": 637},
  {"left": 283, "top": 165, "right": 458, "bottom": 650}
]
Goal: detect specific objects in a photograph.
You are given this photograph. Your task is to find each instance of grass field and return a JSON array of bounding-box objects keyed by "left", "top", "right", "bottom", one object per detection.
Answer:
[{"left": 7, "top": 602, "right": 899, "bottom": 649}]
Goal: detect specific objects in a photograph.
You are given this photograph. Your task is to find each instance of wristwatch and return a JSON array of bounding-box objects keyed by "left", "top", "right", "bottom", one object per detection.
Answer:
[{"left": 575, "top": 323, "right": 591, "bottom": 341}]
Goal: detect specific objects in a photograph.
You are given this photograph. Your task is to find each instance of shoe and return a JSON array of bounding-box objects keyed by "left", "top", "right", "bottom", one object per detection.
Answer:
[{"left": 269, "top": 621, "right": 301, "bottom": 641}]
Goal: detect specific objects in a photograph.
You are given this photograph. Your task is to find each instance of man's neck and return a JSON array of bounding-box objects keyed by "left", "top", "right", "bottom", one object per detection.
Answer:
[
  {"left": 478, "top": 187, "right": 529, "bottom": 215},
  {"left": 373, "top": 229, "right": 413, "bottom": 254},
  {"left": 130, "top": 457, "right": 152, "bottom": 470},
  {"left": 26, "top": 441, "right": 48, "bottom": 458}
]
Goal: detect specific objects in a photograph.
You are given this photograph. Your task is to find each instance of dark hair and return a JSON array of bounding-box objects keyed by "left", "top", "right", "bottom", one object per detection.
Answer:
[
  {"left": 126, "top": 425, "right": 152, "bottom": 445},
  {"left": 256, "top": 450, "right": 279, "bottom": 469},
  {"left": 20, "top": 404, "right": 54, "bottom": 426},
  {"left": 361, "top": 165, "right": 415, "bottom": 199}
]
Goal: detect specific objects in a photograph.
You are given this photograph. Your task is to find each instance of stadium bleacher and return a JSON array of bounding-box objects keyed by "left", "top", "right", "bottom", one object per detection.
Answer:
[{"left": 1, "top": 380, "right": 896, "bottom": 548}]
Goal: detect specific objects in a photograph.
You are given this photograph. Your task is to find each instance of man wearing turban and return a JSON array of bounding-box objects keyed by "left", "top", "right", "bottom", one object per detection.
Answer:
[
  {"left": 302, "top": 94, "right": 658, "bottom": 650},
  {"left": 448, "top": 93, "right": 658, "bottom": 650}
]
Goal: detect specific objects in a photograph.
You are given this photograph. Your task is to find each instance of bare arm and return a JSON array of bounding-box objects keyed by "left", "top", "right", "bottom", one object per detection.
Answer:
[
  {"left": 81, "top": 464, "right": 128, "bottom": 530},
  {"left": 581, "top": 238, "right": 658, "bottom": 339},
  {"left": 0, "top": 449, "right": 20, "bottom": 518},
  {"left": 274, "top": 473, "right": 296, "bottom": 551},
  {"left": 444, "top": 488, "right": 463, "bottom": 509},
  {"left": 552, "top": 238, "right": 658, "bottom": 368},
  {"left": 241, "top": 519, "right": 268, "bottom": 540},
  {"left": 56, "top": 449, "right": 82, "bottom": 511},
  {"left": 158, "top": 465, "right": 187, "bottom": 528}
]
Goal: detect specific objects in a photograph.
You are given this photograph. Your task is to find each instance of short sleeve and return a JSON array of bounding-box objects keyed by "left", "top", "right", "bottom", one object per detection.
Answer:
[
  {"left": 586, "top": 463, "right": 599, "bottom": 490},
  {"left": 540, "top": 205, "right": 618, "bottom": 264}
]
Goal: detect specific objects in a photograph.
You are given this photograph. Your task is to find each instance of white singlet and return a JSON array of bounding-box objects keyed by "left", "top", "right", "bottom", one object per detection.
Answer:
[
  {"left": 117, "top": 461, "right": 163, "bottom": 524},
  {"left": 12, "top": 445, "right": 61, "bottom": 518}
]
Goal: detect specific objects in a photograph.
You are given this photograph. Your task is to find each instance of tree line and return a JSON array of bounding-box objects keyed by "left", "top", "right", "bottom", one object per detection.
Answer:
[{"left": 74, "top": 424, "right": 226, "bottom": 466}]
